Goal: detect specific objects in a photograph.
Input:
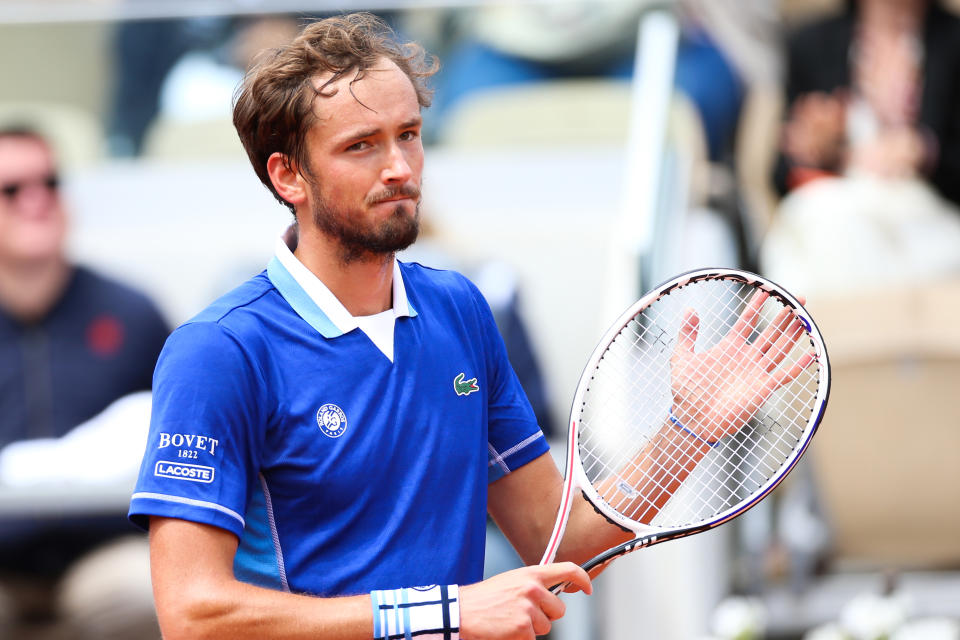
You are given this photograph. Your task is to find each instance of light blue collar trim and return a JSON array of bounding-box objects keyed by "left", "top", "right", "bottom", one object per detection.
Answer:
[
  {"left": 267, "top": 256, "right": 343, "bottom": 338},
  {"left": 393, "top": 260, "right": 418, "bottom": 319},
  {"left": 266, "top": 230, "right": 417, "bottom": 340}
]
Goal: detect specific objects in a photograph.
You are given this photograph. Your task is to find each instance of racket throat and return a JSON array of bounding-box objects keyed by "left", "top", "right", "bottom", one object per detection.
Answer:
[
  {"left": 582, "top": 489, "right": 633, "bottom": 534},
  {"left": 580, "top": 534, "right": 661, "bottom": 574}
]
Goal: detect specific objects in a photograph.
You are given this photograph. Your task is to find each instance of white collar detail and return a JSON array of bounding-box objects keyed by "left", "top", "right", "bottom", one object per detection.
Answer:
[{"left": 273, "top": 228, "right": 413, "bottom": 361}]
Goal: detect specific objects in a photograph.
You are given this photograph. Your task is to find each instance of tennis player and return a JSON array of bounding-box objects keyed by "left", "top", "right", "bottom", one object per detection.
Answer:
[{"left": 128, "top": 13, "right": 785, "bottom": 640}]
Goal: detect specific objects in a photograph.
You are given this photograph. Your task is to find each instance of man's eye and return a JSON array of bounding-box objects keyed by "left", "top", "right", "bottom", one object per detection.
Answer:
[
  {"left": 399, "top": 131, "right": 418, "bottom": 142},
  {"left": 347, "top": 141, "right": 370, "bottom": 151}
]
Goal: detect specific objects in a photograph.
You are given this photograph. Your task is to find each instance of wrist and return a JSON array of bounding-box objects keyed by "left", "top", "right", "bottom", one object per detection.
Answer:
[
  {"left": 668, "top": 411, "right": 720, "bottom": 448},
  {"left": 371, "top": 584, "right": 460, "bottom": 640}
]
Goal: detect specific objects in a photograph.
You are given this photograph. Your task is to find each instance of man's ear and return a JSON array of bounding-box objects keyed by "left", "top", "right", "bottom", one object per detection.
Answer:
[{"left": 267, "top": 152, "right": 308, "bottom": 207}]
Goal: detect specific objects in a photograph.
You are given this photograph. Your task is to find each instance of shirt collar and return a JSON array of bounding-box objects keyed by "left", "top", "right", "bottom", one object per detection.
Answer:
[{"left": 266, "top": 226, "right": 417, "bottom": 339}]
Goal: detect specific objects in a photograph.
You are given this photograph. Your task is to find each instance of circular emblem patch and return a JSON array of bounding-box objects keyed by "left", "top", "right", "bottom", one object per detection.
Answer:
[{"left": 316, "top": 404, "right": 348, "bottom": 438}]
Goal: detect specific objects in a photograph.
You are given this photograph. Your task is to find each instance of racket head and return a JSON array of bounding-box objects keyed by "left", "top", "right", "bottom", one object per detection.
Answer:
[{"left": 565, "top": 268, "right": 829, "bottom": 557}]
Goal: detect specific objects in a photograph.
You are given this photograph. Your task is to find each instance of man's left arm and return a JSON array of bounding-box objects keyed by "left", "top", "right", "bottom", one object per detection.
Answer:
[{"left": 487, "top": 452, "right": 632, "bottom": 572}]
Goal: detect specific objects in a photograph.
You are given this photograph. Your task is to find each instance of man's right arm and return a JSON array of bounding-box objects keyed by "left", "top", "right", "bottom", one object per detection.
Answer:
[
  {"left": 150, "top": 517, "right": 371, "bottom": 640},
  {"left": 150, "top": 517, "right": 592, "bottom": 640}
]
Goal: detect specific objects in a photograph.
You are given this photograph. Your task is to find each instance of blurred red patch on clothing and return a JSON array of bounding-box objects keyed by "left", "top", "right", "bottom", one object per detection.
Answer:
[{"left": 86, "top": 314, "right": 125, "bottom": 357}]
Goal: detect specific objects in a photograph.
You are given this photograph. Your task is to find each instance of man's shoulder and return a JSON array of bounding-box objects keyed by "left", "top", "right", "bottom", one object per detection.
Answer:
[
  {"left": 185, "top": 271, "right": 278, "bottom": 329},
  {"left": 399, "top": 260, "right": 479, "bottom": 299},
  {"left": 160, "top": 272, "right": 281, "bottom": 368}
]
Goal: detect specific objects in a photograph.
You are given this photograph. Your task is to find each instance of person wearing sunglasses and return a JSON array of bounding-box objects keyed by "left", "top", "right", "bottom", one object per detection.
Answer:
[{"left": 0, "top": 126, "right": 170, "bottom": 639}]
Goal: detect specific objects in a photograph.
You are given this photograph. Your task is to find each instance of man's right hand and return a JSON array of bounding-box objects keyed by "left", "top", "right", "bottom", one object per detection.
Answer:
[{"left": 458, "top": 563, "right": 592, "bottom": 639}]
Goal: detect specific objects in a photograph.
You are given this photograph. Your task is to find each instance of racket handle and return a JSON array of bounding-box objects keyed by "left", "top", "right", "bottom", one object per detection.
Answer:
[
  {"left": 549, "top": 581, "right": 569, "bottom": 595},
  {"left": 548, "top": 554, "right": 619, "bottom": 595}
]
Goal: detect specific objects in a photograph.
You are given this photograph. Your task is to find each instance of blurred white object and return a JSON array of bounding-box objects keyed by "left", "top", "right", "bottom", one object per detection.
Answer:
[
  {"left": 710, "top": 596, "right": 767, "bottom": 640},
  {"left": 803, "top": 622, "right": 849, "bottom": 640},
  {"left": 891, "top": 617, "right": 960, "bottom": 640},
  {"left": 471, "top": 1, "right": 650, "bottom": 63},
  {"left": 840, "top": 592, "right": 912, "bottom": 640},
  {"left": 159, "top": 52, "right": 241, "bottom": 122},
  {"left": 0, "top": 391, "right": 151, "bottom": 486},
  {"left": 761, "top": 175, "right": 960, "bottom": 297}
]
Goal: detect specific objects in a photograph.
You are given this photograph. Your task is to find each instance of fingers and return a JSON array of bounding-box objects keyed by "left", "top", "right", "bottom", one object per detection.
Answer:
[
  {"left": 753, "top": 305, "right": 794, "bottom": 355},
  {"left": 770, "top": 349, "right": 817, "bottom": 389},
  {"left": 753, "top": 296, "right": 810, "bottom": 368},
  {"left": 761, "top": 318, "right": 806, "bottom": 369},
  {"left": 459, "top": 564, "right": 592, "bottom": 640},
  {"left": 539, "top": 588, "right": 566, "bottom": 621},
  {"left": 676, "top": 308, "right": 700, "bottom": 355},
  {"left": 731, "top": 290, "right": 769, "bottom": 342},
  {"left": 537, "top": 562, "right": 592, "bottom": 596},
  {"left": 530, "top": 607, "right": 554, "bottom": 637}
]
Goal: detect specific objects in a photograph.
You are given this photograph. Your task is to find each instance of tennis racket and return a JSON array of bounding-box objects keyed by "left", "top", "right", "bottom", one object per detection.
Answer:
[{"left": 539, "top": 268, "right": 830, "bottom": 582}]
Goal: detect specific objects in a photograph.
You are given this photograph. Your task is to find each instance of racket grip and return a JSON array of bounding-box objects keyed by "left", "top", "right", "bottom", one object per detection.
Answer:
[
  {"left": 549, "top": 581, "right": 569, "bottom": 595},
  {"left": 549, "top": 555, "right": 617, "bottom": 595}
]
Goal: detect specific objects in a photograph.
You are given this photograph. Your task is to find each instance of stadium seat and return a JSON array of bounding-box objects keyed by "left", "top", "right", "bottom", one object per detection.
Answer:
[
  {"left": 808, "top": 280, "right": 960, "bottom": 570},
  {"left": 142, "top": 115, "right": 245, "bottom": 161}
]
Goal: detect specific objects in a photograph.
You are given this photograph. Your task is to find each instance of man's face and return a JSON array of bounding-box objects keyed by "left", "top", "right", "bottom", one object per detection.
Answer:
[
  {"left": 0, "top": 135, "right": 67, "bottom": 265},
  {"left": 301, "top": 58, "right": 424, "bottom": 262}
]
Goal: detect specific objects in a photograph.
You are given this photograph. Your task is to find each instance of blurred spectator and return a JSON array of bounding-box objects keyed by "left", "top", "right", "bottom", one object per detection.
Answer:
[
  {"left": 430, "top": 0, "right": 776, "bottom": 163},
  {"left": 106, "top": 14, "right": 346, "bottom": 157},
  {"left": 431, "top": 1, "right": 644, "bottom": 128},
  {"left": 157, "top": 16, "right": 301, "bottom": 126},
  {"left": 678, "top": 0, "right": 784, "bottom": 157},
  {"left": 774, "top": 0, "right": 960, "bottom": 203},
  {"left": 106, "top": 17, "right": 224, "bottom": 156},
  {"left": 755, "top": 0, "right": 960, "bottom": 593},
  {"left": 762, "top": 0, "right": 960, "bottom": 296},
  {"left": 0, "top": 127, "right": 169, "bottom": 637}
]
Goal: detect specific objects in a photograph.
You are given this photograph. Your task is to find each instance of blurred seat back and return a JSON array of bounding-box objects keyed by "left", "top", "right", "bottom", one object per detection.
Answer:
[
  {"left": 142, "top": 115, "right": 245, "bottom": 161},
  {"left": 437, "top": 79, "right": 635, "bottom": 149},
  {"left": 437, "top": 79, "right": 710, "bottom": 206},
  {"left": 808, "top": 280, "right": 960, "bottom": 570},
  {"left": 0, "top": 101, "right": 104, "bottom": 168}
]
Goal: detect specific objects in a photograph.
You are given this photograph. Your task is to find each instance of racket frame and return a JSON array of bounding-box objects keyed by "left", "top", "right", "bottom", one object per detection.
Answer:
[{"left": 539, "top": 268, "right": 831, "bottom": 572}]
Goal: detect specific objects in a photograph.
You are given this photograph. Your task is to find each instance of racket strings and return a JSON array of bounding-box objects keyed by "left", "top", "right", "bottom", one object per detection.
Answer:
[
  {"left": 610, "top": 430, "right": 709, "bottom": 519},
  {"left": 576, "top": 279, "right": 822, "bottom": 529},
  {"left": 656, "top": 337, "right": 809, "bottom": 523}
]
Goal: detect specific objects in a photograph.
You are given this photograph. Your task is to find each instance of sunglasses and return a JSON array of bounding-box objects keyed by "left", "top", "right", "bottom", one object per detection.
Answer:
[{"left": 0, "top": 173, "right": 60, "bottom": 201}]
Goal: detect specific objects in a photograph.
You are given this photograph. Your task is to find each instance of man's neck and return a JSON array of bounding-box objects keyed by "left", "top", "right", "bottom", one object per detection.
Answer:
[
  {"left": 293, "top": 230, "right": 394, "bottom": 317},
  {"left": 0, "top": 256, "right": 72, "bottom": 323}
]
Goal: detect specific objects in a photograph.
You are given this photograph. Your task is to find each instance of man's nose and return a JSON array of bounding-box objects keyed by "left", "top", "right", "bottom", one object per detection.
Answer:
[{"left": 381, "top": 144, "right": 413, "bottom": 184}]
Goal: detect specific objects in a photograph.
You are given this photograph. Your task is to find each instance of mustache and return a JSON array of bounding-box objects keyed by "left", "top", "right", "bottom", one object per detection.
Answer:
[{"left": 366, "top": 184, "right": 421, "bottom": 206}]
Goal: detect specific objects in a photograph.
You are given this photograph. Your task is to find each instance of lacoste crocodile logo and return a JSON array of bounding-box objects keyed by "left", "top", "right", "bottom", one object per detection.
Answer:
[{"left": 453, "top": 372, "right": 480, "bottom": 397}]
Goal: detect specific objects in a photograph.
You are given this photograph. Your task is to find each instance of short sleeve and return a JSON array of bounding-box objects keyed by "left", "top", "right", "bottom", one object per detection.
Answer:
[
  {"left": 128, "top": 321, "right": 268, "bottom": 538},
  {"left": 464, "top": 281, "right": 550, "bottom": 483}
]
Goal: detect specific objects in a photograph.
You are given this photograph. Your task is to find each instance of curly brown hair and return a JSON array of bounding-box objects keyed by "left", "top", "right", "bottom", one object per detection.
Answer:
[{"left": 232, "top": 12, "right": 438, "bottom": 213}]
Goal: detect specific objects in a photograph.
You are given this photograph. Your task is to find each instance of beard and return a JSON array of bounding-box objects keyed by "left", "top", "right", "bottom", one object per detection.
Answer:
[{"left": 310, "top": 182, "right": 421, "bottom": 265}]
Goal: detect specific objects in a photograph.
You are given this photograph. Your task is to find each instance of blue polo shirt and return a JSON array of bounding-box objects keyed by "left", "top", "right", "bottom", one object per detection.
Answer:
[{"left": 129, "top": 238, "right": 547, "bottom": 596}]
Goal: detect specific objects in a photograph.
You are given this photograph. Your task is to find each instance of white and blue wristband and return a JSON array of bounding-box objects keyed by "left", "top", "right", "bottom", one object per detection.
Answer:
[{"left": 371, "top": 584, "right": 460, "bottom": 640}]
